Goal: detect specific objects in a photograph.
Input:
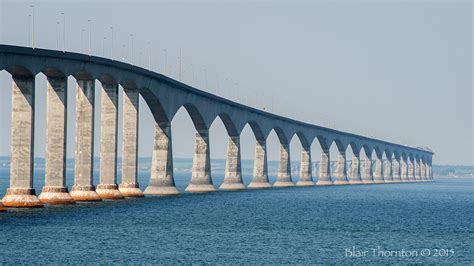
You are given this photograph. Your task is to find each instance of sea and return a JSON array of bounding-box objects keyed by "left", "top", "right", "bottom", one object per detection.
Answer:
[{"left": 0, "top": 158, "right": 472, "bottom": 264}]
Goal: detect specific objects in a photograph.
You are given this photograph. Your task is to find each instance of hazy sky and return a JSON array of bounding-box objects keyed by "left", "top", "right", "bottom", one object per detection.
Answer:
[{"left": 0, "top": 0, "right": 472, "bottom": 165}]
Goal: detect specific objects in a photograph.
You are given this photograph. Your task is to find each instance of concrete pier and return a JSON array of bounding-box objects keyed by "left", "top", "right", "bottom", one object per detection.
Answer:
[
  {"left": 362, "top": 156, "right": 374, "bottom": 184},
  {"left": 274, "top": 142, "right": 294, "bottom": 187},
  {"left": 349, "top": 153, "right": 363, "bottom": 184},
  {"left": 333, "top": 150, "right": 349, "bottom": 185},
  {"left": 420, "top": 160, "right": 427, "bottom": 181},
  {"left": 408, "top": 159, "right": 415, "bottom": 182},
  {"left": 96, "top": 83, "right": 124, "bottom": 200},
  {"left": 392, "top": 157, "right": 401, "bottom": 182},
  {"left": 2, "top": 76, "right": 43, "bottom": 207},
  {"left": 144, "top": 123, "right": 179, "bottom": 196},
  {"left": 70, "top": 79, "right": 101, "bottom": 201},
  {"left": 119, "top": 87, "right": 143, "bottom": 197},
  {"left": 296, "top": 146, "right": 314, "bottom": 186},
  {"left": 248, "top": 139, "right": 271, "bottom": 189},
  {"left": 414, "top": 159, "right": 421, "bottom": 181},
  {"left": 185, "top": 130, "right": 216, "bottom": 193},
  {"left": 38, "top": 77, "right": 74, "bottom": 205},
  {"left": 383, "top": 159, "right": 393, "bottom": 183},
  {"left": 316, "top": 149, "right": 332, "bottom": 185},
  {"left": 373, "top": 156, "right": 384, "bottom": 183},
  {"left": 400, "top": 158, "right": 408, "bottom": 182},
  {"left": 220, "top": 136, "right": 245, "bottom": 190}
]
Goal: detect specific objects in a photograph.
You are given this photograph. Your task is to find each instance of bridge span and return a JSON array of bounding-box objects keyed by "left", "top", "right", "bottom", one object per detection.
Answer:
[{"left": 0, "top": 45, "right": 433, "bottom": 209}]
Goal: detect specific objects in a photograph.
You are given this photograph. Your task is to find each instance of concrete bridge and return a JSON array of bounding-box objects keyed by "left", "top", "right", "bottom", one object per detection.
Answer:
[{"left": 0, "top": 44, "right": 433, "bottom": 209}]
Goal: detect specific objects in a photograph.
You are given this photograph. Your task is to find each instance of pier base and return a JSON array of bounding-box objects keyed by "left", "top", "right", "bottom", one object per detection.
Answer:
[
  {"left": 219, "top": 182, "right": 246, "bottom": 191},
  {"left": 185, "top": 184, "right": 216, "bottom": 193},
  {"left": 70, "top": 185, "right": 102, "bottom": 202},
  {"left": 248, "top": 181, "right": 272, "bottom": 189},
  {"left": 38, "top": 186, "right": 75, "bottom": 205},
  {"left": 273, "top": 181, "right": 294, "bottom": 188},
  {"left": 2, "top": 188, "right": 43, "bottom": 208},
  {"left": 316, "top": 180, "right": 333, "bottom": 186},
  {"left": 144, "top": 185, "right": 179, "bottom": 196},
  {"left": 296, "top": 180, "right": 315, "bottom": 186},
  {"left": 96, "top": 184, "right": 124, "bottom": 200},
  {"left": 119, "top": 183, "right": 144, "bottom": 197}
]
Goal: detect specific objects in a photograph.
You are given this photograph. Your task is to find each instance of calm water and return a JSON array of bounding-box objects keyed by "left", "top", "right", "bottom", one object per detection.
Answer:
[{"left": 0, "top": 169, "right": 472, "bottom": 264}]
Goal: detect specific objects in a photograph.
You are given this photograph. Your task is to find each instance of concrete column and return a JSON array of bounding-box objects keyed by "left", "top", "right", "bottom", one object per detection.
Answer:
[
  {"left": 400, "top": 158, "right": 408, "bottom": 182},
  {"left": 119, "top": 87, "right": 143, "bottom": 197},
  {"left": 362, "top": 156, "right": 374, "bottom": 184},
  {"left": 70, "top": 79, "right": 101, "bottom": 201},
  {"left": 144, "top": 123, "right": 179, "bottom": 196},
  {"left": 96, "top": 83, "right": 123, "bottom": 200},
  {"left": 39, "top": 77, "right": 74, "bottom": 205},
  {"left": 185, "top": 130, "right": 216, "bottom": 193},
  {"left": 373, "top": 155, "right": 384, "bottom": 183},
  {"left": 316, "top": 149, "right": 332, "bottom": 185},
  {"left": 220, "top": 136, "right": 245, "bottom": 190},
  {"left": 296, "top": 146, "right": 314, "bottom": 186},
  {"left": 420, "top": 161, "right": 426, "bottom": 181},
  {"left": 274, "top": 142, "right": 294, "bottom": 187},
  {"left": 248, "top": 139, "right": 271, "bottom": 189},
  {"left": 334, "top": 150, "right": 349, "bottom": 185},
  {"left": 414, "top": 159, "right": 421, "bottom": 181},
  {"left": 2, "top": 76, "right": 43, "bottom": 208},
  {"left": 408, "top": 159, "right": 415, "bottom": 181},
  {"left": 392, "top": 157, "right": 401, "bottom": 182},
  {"left": 349, "top": 152, "right": 362, "bottom": 184},
  {"left": 383, "top": 159, "right": 393, "bottom": 183}
]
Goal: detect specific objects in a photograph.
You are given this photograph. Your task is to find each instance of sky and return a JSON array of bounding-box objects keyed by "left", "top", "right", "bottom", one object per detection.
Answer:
[{"left": 0, "top": 0, "right": 472, "bottom": 165}]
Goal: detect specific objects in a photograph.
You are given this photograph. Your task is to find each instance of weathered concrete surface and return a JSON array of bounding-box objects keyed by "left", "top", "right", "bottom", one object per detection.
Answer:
[
  {"left": 296, "top": 147, "right": 314, "bottom": 186},
  {"left": 414, "top": 159, "right": 421, "bottom": 182},
  {"left": 316, "top": 149, "right": 333, "bottom": 186},
  {"left": 96, "top": 83, "right": 124, "bottom": 200},
  {"left": 400, "top": 158, "right": 408, "bottom": 182},
  {"left": 274, "top": 143, "right": 294, "bottom": 187},
  {"left": 2, "top": 77, "right": 43, "bottom": 208},
  {"left": 248, "top": 139, "right": 272, "bottom": 189},
  {"left": 349, "top": 153, "right": 363, "bottom": 184},
  {"left": 70, "top": 79, "right": 101, "bottom": 202},
  {"left": 119, "top": 87, "right": 143, "bottom": 197},
  {"left": 144, "top": 123, "right": 179, "bottom": 196},
  {"left": 383, "top": 159, "right": 393, "bottom": 183},
  {"left": 185, "top": 130, "right": 216, "bottom": 193},
  {"left": 220, "top": 136, "right": 245, "bottom": 191},
  {"left": 391, "top": 158, "right": 401, "bottom": 182},
  {"left": 408, "top": 159, "right": 415, "bottom": 182},
  {"left": 420, "top": 161, "right": 427, "bottom": 181},
  {"left": 334, "top": 150, "right": 349, "bottom": 185},
  {"left": 39, "top": 77, "right": 74, "bottom": 205},
  {"left": 373, "top": 157, "right": 384, "bottom": 184},
  {"left": 362, "top": 158, "right": 374, "bottom": 184}
]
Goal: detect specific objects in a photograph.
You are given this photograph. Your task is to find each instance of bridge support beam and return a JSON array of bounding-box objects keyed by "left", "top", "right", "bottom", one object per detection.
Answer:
[
  {"left": 400, "top": 158, "right": 408, "bottom": 182},
  {"left": 220, "top": 136, "right": 245, "bottom": 190},
  {"left": 96, "top": 83, "right": 123, "bottom": 200},
  {"left": 316, "top": 149, "right": 332, "bottom": 185},
  {"left": 408, "top": 159, "right": 415, "bottom": 182},
  {"left": 119, "top": 87, "right": 143, "bottom": 197},
  {"left": 185, "top": 130, "right": 216, "bottom": 193},
  {"left": 334, "top": 150, "right": 349, "bottom": 185},
  {"left": 414, "top": 159, "right": 421, "bottom": 182},
  {"left": 373, "top": 156, "right": 384, "bottom": 184},
  {"left": 248, "top": 139, "right": 271, "bottom": 189},
  {"left": 383, "top": 159, "right": 393, "bottom": 183},
  {"left": 274, "top": 142, "right": 294, "bottom": 187},
  {"left": 349, "top": 153, "right": 363, "bottom": 184},
  {"left": 70, "top": 79, "right": 101, "bottom": 201},
  {"left": 392, "top": 157, "right": 401, "bottom": 182},
  {"left": 421, "top": 161, "right": 427, "bottom": 181},
  {"left": 296, "top": 146, "right": 314, "bottom": 186},
  {"left": 145, "top": 123, "right": 179, "bottom": 196},
  {"left": 2, "top": 76, "right": 43, "bottom": 208},
  {"left": 362, "top": 156, "right": 373, "bottom": 184},
  {"left": 39, "top": 77, "right": 74, "bottom": 205}
]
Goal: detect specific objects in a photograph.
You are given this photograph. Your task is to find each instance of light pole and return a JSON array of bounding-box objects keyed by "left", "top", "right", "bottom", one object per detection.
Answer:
[
  {"left": 103, "top": 37, "right": 107, "bottom": 56},
  {"left": 163, "top": 49, "right": 167, "bottom": 75},
  {"left": 130, "top": 34, "right": 134, "bottom": 64},
  {"left": 122, "top": 44, "right": 126, "bottom": 61},
  {"left": 191, "top": 64, "right": 195, "bottom": 86},
  {"left": 61, "top": 12, "right": 65, "bottom": 51},
  {"left": 56, "top": 22, "right": 60, "bottom": 49},
  {"left": 30, "top": 5, "right": 35, "bottom": 48},
  {"left": 147, "top": 41, "right": 151, "bottom": 69},
  {"left": 28, "top": 14, "right": 31, "bottom": 47},
  {"left": 178, "top": 48, "right": 182, "bottom": 81},
  {"left": 81, "top": 29, "right": 85, "bottom": 53},
  {"left": 88, "top": 19, "right": 92, "bottom": 55},
  {"left": 110, "top": 27, "right": 114, "bottom": 59}
]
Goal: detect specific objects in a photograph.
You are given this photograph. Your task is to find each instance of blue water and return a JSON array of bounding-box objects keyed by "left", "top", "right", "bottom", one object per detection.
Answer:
[{"left": 0, "top": 168, "right": 472, "bottom": 264}]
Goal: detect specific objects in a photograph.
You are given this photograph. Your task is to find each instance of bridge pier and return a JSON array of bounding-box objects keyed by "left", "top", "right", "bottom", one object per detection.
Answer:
[
  {"left": 296, "top": 146, "right": 314, "bottom": 186},
  {"left": 248, "top": 139, "right": 271, "bottom": 189},
  {"left": 383, "top": 159, "right": 393, "bottom": 183},
  {"left": 220, "top": 136, "right": 245, "bottom": 190},
  {"left": 400, "top": 158, "right": 408, "bottom": 182},
  {"left": 334, "top": 150, "right": 349, "bottom": 185},
  {"left": 349, "top": 153, "right": 363, "bottom": 184},
  {"left": 70, "top": 79, "right": 101, "bottom": 201},
  {"left": 414, "top": 159, "right": 421, "bottom": 182},
  {"left": 185, "top": 130, "right": 216, "bottom": 193},
  {"left": 144, "top": 123, "right": 179, "bottom": 196},
  {"left": 274, "top": 142, "right": 294, "bottom": 187},
  {"left": 38, "top": 77, "right": 74, "bottom": 205},
  {"left": 2, "top": 76, "right": 43, "bottom": 208},
  {"left": 362, "top": 156, "right": 374, "bottom": 184},
  {"left": 373, "top": 156, "right": 384, "bottom": 184},
  {"left": 119, "top": 87, "right": 143, "bottom": 197},
  {"left": 420, "top": 160, "right": 427, "bottom": 181},
  {"left": 96, "top": 83, "right": 123, "bottom": 200},
  {"left": 316, "top": 149, "right": 332, "bottom": 185},
  {"left": 392, "top": 157, "right": 401, "bottom": 182}
]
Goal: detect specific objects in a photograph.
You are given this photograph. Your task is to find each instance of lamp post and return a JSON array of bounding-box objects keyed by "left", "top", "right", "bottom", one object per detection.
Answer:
[
  {"left": 61, "top": 12, "right": 65, "bottom": 51},
  {"left": 56, "top": 22, "right": 60, "bottom": 49},
  {"left": 30, "top": 5, "right": 35, "bottom": 48},
  {"left": 130, "top": 34, "right": 134, "bottom": 64},
  {"left": 110, "top": 27, "right": 114, "bottom": 59},
  {"left": 88, "top": 19, "right": 92, "bottom": 55}
]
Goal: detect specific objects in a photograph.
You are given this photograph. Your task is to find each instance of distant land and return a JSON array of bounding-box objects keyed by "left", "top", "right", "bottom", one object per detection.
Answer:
[{"left": 0, "top": 156, "right": 472, "bottom": 178}]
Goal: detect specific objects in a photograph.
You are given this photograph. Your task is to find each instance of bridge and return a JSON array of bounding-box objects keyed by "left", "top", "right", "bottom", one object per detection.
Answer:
[{"left": 0, "top": 44, "right": 433, "bottom": 209}]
